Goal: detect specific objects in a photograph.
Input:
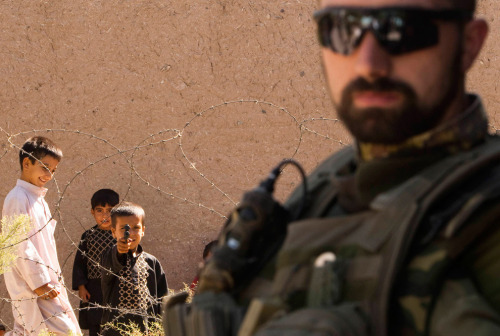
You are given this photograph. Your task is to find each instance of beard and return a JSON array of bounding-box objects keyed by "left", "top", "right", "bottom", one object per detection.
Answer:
[{"left": 334, "top": 54, "right": 462, "bottom": 144}]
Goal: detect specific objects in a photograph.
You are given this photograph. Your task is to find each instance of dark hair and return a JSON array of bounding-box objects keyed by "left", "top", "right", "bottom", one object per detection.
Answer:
[
  {"left": 0, "top": 324, "right": 5, "bottom": 331},
  {"left": 449, "top": 0, "right": 476, "bottom": 12},
  {"left": 465, "top": 0, "right": 476, "bottom": 12},
  {"left": 19, "top": 136, "right": 63, "bottom": 169},
  {"left": 110, "top": 202, "right": 145, "bottom": 227},
  {"left": 91, "top": 189, "right": 120, "bottom": 209},
  {"left": 203, "top": 240, "right": 218, "bottom": 260}
]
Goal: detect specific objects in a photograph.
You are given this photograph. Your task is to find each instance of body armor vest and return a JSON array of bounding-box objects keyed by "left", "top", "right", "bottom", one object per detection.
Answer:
[{"left": 267, "top": 135, "right": 500, "bottom": 335}]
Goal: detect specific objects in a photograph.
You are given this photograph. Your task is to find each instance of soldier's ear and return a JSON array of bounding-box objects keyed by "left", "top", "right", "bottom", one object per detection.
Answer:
[{"left": 461, "top": 19, "right": 489, "bottom": 72}]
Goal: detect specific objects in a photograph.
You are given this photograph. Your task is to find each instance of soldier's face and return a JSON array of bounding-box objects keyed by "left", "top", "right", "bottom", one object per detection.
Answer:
[{"left": 318, "top": 0, "right": 466, "bottom": 144}]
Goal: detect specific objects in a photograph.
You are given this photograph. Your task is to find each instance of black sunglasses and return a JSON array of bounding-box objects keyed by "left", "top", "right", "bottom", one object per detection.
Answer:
[{"left": 314, "top": 7, "right": 472, "bottom": 56}]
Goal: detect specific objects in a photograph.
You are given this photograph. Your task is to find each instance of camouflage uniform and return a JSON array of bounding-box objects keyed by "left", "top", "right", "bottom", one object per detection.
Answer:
[{"left": 164, "top": 95, "right": 500, "bottom": 336}]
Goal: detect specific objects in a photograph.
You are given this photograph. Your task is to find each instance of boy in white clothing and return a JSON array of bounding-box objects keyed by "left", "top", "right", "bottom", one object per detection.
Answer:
[{"left": 2, "top": 136, "right": 81, "bottom": 336}]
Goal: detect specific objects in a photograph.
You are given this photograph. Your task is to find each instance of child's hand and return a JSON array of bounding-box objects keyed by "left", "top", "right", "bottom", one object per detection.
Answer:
[
  {"left": 78, "top": 285, "right": 91, "bottom": 302},
  {"left": 34, "top": 283, "right": 60, "bottom": 300},
  {"left": 116, "top": 237, "right": 131, "bottom": 254}
]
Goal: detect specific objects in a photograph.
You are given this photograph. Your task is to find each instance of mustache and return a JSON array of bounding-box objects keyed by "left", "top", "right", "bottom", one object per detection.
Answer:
[{"left": 343, "top": 77, "right": 416, "bottom": 96}]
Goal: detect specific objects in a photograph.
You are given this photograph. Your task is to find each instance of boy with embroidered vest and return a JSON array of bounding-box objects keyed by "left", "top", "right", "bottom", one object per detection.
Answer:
[
  {"left": 2, "top": 136, "right": 81, "bottom": 335},
  {"left": 72, "top": 189, "right": 119, "bottom": 336},
  {"left": 100, "top": 202, "right": 168, "bottom": 336}
]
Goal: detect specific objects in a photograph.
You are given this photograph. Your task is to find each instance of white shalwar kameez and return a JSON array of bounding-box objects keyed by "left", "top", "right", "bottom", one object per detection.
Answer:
[{"left": 2, "top": 179, "right": 81, "bottom": 336}]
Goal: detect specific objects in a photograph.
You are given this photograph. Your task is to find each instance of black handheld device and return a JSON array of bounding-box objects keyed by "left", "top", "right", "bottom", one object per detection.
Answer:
[
  {"left": 198, "top": 158, "right": 308, "bottom": 294},
  {"left": 124, "top": 224, "right": 130, "bottom": 240}
]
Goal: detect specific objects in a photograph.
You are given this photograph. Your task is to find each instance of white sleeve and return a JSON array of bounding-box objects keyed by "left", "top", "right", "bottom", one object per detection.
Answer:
[{"left": 3, "top": 192, "right": 51, "bottom": 290}]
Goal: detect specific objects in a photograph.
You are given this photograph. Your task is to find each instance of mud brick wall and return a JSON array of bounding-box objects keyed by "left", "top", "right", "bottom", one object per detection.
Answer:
[{"left": 0, "top": 0, "right": 498, "bottom": 327}]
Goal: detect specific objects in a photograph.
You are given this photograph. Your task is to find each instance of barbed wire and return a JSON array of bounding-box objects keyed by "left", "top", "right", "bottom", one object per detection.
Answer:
[
  {"left": 1, "top": 98, "right": 499, "bottom": 334},
  {"left": 0, "top": 99, "right": 346, "bottom": 334}
]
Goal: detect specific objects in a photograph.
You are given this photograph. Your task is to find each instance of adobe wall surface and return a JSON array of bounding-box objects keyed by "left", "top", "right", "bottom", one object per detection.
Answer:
[{"left": 0, "top": 0, "right": 498, "bottom": 327}]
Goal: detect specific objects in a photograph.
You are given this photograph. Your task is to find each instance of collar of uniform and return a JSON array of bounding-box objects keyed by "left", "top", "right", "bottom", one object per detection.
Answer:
[
  {"left": 16, "top": 179, "right": 48, "bottom": 198},
  {"left": 334, "top": 95, "right": 488, "bottom": 212},
  {"left": 357, "top": 94, "right": 487, "bottom": 162}
]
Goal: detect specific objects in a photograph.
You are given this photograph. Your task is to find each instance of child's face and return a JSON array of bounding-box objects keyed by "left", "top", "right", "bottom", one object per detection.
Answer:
[
  {"left": 20, "top": 155, "right": 59, "bottom": 188},
  {"left": 91, "top": 204, "right": 114, "bottom": 230},
  {"left": 111, "top": 215, "right": 145, "bottom": 251}
]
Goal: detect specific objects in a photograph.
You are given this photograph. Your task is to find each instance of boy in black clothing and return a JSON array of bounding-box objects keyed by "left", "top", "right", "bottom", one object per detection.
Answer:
[
  {"left": 100, "top": 202, "right": 168, "bottom": 336},
  {"left": 72, "top": 189, "right": 120, "bottom": 336}
]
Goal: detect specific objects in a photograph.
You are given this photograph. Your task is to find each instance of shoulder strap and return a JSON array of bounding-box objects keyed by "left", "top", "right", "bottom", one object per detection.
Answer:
[
  {"left": 373, "top": 135, "right": 500, "bottom": 336},
  {"left": 444, "top": 162, "right": 500, "bottom": 258},
  {"left": 285, "top": 145, "right": 356, "bottom": 217}
]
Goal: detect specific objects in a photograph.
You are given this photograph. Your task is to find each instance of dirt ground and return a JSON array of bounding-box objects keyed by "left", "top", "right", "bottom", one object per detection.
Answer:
[{"left": 0, "top": 0, "right": 499, "bottom": 329}]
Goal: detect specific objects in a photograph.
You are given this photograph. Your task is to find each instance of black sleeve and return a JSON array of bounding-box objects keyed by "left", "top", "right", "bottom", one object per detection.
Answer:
[
  {"left": 72, "top": 230, "right": 89, "bottom": 290},
  {"left": 156, "top": 258, "right": 168, "bottom": 296},
  {"left": 152, "top": 257, "right": 168, "bottom": 315}
]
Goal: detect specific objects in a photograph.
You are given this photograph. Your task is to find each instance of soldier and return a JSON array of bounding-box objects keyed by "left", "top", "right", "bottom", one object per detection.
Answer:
[{"left": 164, "top": 0, "right": 500, "bottom": 335}]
